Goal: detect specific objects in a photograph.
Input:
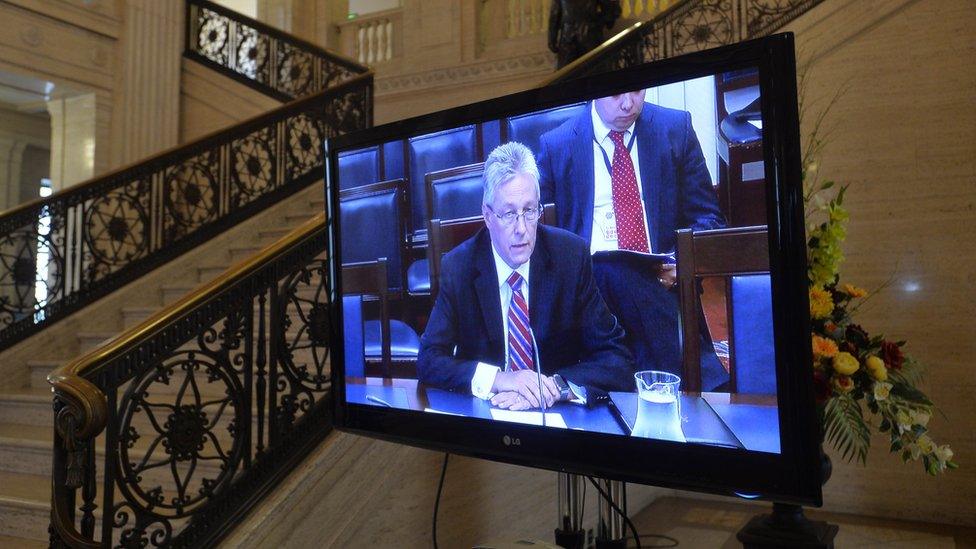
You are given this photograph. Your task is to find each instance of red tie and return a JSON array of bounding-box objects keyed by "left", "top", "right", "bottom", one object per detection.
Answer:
[
  {"left": 609, "top": 130, "right": 649, "bottom": 252},
  {"left": 506, "top": 271, "right": 534, "bottom": 372}
]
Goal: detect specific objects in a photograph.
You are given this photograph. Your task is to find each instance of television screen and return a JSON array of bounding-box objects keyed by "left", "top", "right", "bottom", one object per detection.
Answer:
[{"left": 326, "top": 33, "right": 822, "bottom": 505}]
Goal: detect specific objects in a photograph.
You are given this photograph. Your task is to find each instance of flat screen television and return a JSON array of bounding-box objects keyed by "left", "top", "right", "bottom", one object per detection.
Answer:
[{"left": 326, "top": 33, "right": 822, "bottom": 506}]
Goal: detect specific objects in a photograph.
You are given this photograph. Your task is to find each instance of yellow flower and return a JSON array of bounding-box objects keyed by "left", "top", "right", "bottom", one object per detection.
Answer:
[
  {"left": 812, "top": 335, "right": 839, "bottom": 359},
  {"left": 832, "top": 351, "right": 859, "bottom": 375},
  {"left": 809, "top": 286, "right": 834, "bottom": 319},
  {"left": 865, "top": 355, "right": 887, "bottom": 381},
  {"left": 831, "top": 375, "right": 854, "bottom": 394},
  {"left": 917, "top": 434, "right": 935, "bottom": 455},
  {"left": 840, "top": 283, "right": 867, "bottom": 298}
]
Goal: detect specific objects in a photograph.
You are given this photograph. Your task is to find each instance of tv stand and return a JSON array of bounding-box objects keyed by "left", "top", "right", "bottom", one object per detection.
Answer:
[
  {"left": 736, "top": 502, "right": 838, "bottom": 548},
  {"left": 554, "top": 474, "right": 628, "bottom": 549}
]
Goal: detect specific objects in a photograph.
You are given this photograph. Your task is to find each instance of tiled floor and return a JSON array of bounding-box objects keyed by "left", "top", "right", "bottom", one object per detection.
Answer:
[{"left": 630, "top": 497, "right": 976, "bottom": 548}]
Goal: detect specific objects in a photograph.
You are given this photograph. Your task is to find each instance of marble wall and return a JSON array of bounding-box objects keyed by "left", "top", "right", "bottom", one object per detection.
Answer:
[{"left": 778, "top": 0, "right": 975, "bottom": 526}]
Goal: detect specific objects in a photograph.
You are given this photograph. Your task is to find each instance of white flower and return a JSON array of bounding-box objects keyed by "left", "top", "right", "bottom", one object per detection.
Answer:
[
  {"left": 908, "top": 442, "right": 921, "bottom": 460},
  {"left": 911, "top": 410, "right": 931, "bottom": 428},
  {"left": 934, "top": 445, "right": 954, "bottom": 463},
  {"left": 896, "top": 410, "right": 913, "bottom": 433},
  {"left": 873, "top": 381, "right": 892, "bottom": 402}
]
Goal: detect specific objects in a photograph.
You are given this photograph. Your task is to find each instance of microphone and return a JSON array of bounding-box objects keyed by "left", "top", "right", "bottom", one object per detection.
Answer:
[{"left": 530, "top": 328, "right": 547, "bottom": 428}]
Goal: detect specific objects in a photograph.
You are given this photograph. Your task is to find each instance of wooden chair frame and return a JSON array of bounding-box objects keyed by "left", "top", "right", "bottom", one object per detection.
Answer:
[
  {"left": 676, "top": 225, "right": 769, "bottom": 392},
  {"left": 341, "top": 258, "right": 392, "bottom": 377}
]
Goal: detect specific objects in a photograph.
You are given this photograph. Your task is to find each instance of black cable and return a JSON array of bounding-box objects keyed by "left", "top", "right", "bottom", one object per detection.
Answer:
[
  {"left": 578, "top": 478, "right": 586, "bottom": 528},
  {"left": 586, "top": 476, "right": 641, "bottom": 549},
  {"left": 632, "top": 534, "right": 679, "bottom": 548},
  {"left": 432, "top": 453, "right": 450, "bottom": 549}
]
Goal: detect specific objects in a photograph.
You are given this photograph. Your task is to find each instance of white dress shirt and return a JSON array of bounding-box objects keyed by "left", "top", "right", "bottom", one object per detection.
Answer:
[
  {"left": 589, "top": 102, "right": 653, "bottom": 254},
  {"left": 470, "top": 243, "right": 531, "bottom": 399}
]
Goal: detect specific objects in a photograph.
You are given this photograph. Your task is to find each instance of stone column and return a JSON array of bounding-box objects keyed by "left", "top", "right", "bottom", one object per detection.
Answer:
[
  {"left": 0, "top": 137, "right": 28, "bottom": 211},
  {"left": 112, "top": 0, "right": 182, "bottom": 166},
  {"left": 47, "top": 94, "right": 98, "bottom": 192}
]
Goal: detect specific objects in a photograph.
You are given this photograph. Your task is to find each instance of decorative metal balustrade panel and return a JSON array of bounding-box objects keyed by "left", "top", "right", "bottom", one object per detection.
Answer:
[
  {"left": 51, "top": 229, "right": 333, "bottom": 547},
  {"left": 556, "top": 0, "right": 825, "bottom": 81},
  {"left": 187, "top": 0, "right": 365, "bottom": 101},
  {"left": 0, "top": 79, "right": 370, "bottom": 353}
]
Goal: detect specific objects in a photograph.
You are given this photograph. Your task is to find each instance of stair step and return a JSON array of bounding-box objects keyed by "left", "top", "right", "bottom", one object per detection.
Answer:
[
  {"left": 0, "top": 423, "right": 51, "bottom": 476},
  {"left": 258, "top": 227, "right": 293, "bottom": 240},
  {"left": 76, "top": 332, "right": 118, "bottom": 354},
  {"left": 0, "top": 471, "right": 49, "bottom": 541},
  {"left": 26, "top": 360, "right": 62, "bottom": 390},
  {"left": 228, "top": 245, "right": 264, "bottom": 263},
  {"left": 0, "top": 534, "right": 46, "bottom": 548},
  {"left": 160, "top": 284, "right": 196, "bottom": 304},
  {"left": 283, "top": 212, "right": 314, "bottom": 224},
  {"left": 197, "top": 263, "right": 233, "bottom": 283},
  {"left": 308, "top": 197, "right": 325, "bottom": 210},
  {"left": 120, "top": 306, "right": 158, "bottom": 329},
  {"left": 0, "top": 389, "right": 54, "bottom": 427}
]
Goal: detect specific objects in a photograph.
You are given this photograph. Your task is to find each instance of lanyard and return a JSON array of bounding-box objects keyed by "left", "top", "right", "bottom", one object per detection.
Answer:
[{"left": 595, "top": 130, "right": 637, "bottom": 176}]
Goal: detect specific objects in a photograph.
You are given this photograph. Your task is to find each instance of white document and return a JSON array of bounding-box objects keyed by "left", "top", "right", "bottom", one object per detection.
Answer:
[{"left": 489, "top": 408, "right": 567, "bottom": 428}]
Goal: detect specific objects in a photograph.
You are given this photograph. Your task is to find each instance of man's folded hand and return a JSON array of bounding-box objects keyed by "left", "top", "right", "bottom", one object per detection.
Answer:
[
  {"left": 490, "top": 391, "right": 533, "bottom": 410},
  {"left": 491, "top": 370, "right": 560, "bottom": 409}
]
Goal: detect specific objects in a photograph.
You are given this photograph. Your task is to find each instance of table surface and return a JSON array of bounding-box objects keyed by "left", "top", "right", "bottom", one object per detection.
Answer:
[{"left": 345, "top": 378, "right": 781, "bottom": 453}]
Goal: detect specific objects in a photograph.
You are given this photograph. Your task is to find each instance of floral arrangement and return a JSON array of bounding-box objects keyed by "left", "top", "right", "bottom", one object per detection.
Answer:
[{"left": 802, "top": 112, "right": 956, "bottom": 475}]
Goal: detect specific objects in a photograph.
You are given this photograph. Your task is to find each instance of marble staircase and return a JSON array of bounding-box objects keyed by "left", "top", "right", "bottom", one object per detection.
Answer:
[{"left": 0, "top": 185, "right": 327, "bottom": 544}]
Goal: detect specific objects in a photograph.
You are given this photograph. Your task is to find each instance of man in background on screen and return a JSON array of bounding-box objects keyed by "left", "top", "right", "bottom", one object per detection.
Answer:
[
  {"left": 418, "top": 142, "right": 633, "bottom": 410},
  {"left": 537, "top": 89, "right": 729, "bottom": 391}
]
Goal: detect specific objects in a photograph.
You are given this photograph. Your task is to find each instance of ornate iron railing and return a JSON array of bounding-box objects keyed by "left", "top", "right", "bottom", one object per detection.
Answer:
[
  {"left": 0, "top": 70, "right": 370, "bottom": 354},
  {"left": 49, "top": 213, "right": 335, "bottom": 547},
  {"left": 544, "top": 0, "right": 825, "bottom": 85},
  {"left": 186, "top": 0, "right": 365, "bottom": 101}
]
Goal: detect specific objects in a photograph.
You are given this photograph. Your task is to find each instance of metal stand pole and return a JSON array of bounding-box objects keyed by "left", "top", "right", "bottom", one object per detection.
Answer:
[
  {"left": 595, "top": 479, "right": 627, "bottom": 549},
  {"left": 554, "top": 473, "right": 586, "bottom": 549}
]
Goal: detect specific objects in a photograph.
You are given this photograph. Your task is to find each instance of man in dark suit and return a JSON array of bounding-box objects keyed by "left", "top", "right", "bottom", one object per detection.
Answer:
[
  {"left": 537, "top": 90, "right": 729, "bottom": 391},
  {"left": 418, "top": 142, "right": 633, "bottom": 410}
]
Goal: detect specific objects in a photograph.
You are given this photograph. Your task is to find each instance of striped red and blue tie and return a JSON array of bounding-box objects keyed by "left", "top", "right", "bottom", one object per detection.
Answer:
[{"left": 506, "top": 271, "right": 534, "bottom": 372}]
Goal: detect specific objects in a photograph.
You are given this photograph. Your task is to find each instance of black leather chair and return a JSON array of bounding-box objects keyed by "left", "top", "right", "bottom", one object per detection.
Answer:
[
  {"left": 504, "top": 102, "right": 586, "bottom": 157},
  {"left": 406, "top": 162, "right": 486, "bottom": 295},
  {"left": 339, "top": 179, "right": 408, "bottom": 292},
  {"left": 337, "top": 145, "right": 381, "bottom": 190},
  {"left": 406, "top": 125, "right": 481, "bottom": 236}
]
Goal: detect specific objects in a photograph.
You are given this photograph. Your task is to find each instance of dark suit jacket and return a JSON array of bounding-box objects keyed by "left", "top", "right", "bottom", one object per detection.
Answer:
[
  {"left": 417, "top": 225, "right": 633, "bottom": 396},
  {"left": 537, "top": 102, "right": 725, "bottom": 252}
]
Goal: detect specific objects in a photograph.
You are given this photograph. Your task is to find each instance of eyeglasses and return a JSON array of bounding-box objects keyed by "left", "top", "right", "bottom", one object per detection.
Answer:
[{"left": 486, "top": 204, "right": 543, "bottom": 226}]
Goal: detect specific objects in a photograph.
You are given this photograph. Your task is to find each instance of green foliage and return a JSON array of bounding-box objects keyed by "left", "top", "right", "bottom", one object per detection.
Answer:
[{"left": 824, "top": 393, "right": 870, "bottom": 464}]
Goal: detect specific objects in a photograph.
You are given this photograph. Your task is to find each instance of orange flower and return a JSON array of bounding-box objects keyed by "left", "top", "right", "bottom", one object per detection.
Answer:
[
  {"left": 840, "top": 283, "right": 867, "bottom": 298},
  {"left": 812, "top": 335, "right": 839, "bottom": 359}
]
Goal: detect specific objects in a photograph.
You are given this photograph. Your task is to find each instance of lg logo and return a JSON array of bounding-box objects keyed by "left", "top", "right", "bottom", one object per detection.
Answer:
[{"left": 502, "top": 435, "right": 521, "bottom": 447}]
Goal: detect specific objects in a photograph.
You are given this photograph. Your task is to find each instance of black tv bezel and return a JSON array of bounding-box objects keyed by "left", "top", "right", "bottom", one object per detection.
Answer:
[{"left": 325, "top": 33, "right": 822, "bottom": 506}]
